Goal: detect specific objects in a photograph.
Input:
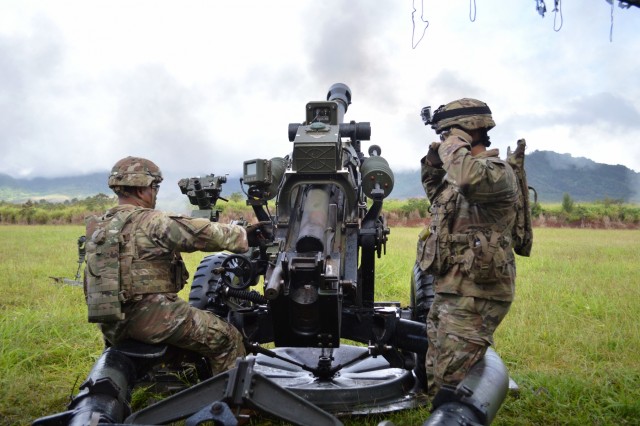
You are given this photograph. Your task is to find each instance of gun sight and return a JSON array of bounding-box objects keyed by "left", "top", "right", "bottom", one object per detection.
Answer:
[{"left": 178, "top": 175, "right": 227, "bottom": 208}]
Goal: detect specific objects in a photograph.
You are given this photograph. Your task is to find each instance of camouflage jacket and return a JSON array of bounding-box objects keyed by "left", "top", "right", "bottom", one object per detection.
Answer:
[
  {"left": 417, "top": 128, "right": 519, "bottom": 301},
  {"left": 86, "top": 205, "right": 248, "bottom": 302}
]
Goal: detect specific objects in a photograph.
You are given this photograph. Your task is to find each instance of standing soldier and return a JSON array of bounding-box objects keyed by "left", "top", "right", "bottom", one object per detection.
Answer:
[
  {"left": 416, "top": 100, "right": 519, "bottom": 398},
  {"left": 84, "top": 156, "right": 264, "bottom": 375}
]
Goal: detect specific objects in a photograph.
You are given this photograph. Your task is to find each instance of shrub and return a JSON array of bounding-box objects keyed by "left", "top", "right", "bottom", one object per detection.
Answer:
[
  {"left": 400, "top": 198, "right": 430, "bottom": 218},
  {"left": 562, "top": 193, "right": 574, "bottom": 213}
]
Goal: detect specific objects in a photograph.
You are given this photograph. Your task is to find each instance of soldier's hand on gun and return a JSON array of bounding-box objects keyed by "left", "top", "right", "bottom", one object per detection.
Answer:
[
  {"left": 426, "top": 142, "right": 443, "bottom": 168},
  {"left": 246, "top": 221, "right": 273, "bottom": 247}
]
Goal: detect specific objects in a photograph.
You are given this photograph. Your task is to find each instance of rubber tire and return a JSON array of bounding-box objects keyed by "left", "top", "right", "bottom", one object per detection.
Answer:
[
  {"left": 188, "top": 252, "right": 230, "bottom": 316},
  {"left": 410, "top": 261, "right": 435, "bottom": 323},
  {"left": 410, "top": 261, "right": 435, "bottom": 391}
]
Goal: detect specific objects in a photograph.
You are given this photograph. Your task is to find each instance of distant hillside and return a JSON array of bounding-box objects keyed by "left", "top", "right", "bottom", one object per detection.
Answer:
[
  {"left": 0, "top": 172, "right": 110, "bottom": 203},
  {"left": 526, "top": 151, "right": 640, "bottom": 203},
  {"left": 1, "top": 151, "right": 639, "bottom": 204},
  {"left": 375, "top": 150, "right": 640, "bottom": 203}
]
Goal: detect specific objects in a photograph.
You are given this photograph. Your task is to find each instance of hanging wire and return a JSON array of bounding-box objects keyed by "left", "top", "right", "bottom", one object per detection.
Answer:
[
  {"left": 610, "top": 0, "right": 615, "bottom": 42},
  {"left": 411, "top": 0, "right": 429, "bottom": 49},
  {"left": 553, "top": 0, "right": 563, "bottom": 31},
  {"left": 469, "top": 0, "right": 477, "bottom": 22}
]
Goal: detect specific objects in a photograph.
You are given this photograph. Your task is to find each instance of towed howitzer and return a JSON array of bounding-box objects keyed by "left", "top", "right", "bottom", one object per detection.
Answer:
[
  {"left": 33, "top": 84, "right": 510, "bottom": 426},
  {"left": 115, "top": 84, "right": 432, "bottom": 425}
]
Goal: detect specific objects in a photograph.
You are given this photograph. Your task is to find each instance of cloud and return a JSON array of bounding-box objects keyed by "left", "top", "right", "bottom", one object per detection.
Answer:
[
  {"left": 0, "top": 16, "right": 66, "bottom": 176},
  {"left": 302, "top": 0, "right": 404, "bottom": 110},
  {"left": 505, "top": 92, "right": 640, "bottom": 131},
  {"left": 1, "top": 0, "right": 640, "bottom": 182},
  {"left": 111, "top": 65, "right": 213, "bottom": 172},
  {"left": 563, "top": 93, "right": 640, "bottom": 129},
  {"left": 428, "top": 71, "right": 485, "bottom": 103}
]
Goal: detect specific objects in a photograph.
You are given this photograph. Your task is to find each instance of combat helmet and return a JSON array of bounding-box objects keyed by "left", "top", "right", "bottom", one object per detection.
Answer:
[
  {"left": 108, "top": 156, "right": 163, "bottom": 189},
  {"left": 428, "top": 98, "right": 495, "bottom": 135}
]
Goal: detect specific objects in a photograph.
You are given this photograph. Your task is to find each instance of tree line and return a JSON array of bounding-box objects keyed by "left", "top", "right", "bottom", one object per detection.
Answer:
[
  {"left": 0, "top": 194, "right": 117, "bottom": 225},
  {"left": 0, "top": 192, "right": 638, "bottom": 228}
]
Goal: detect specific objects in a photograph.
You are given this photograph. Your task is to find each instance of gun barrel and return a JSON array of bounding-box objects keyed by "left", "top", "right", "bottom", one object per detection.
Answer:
[
  {"left": 326, "top": 83, "right": 351, "bottom": 124},
  {"left": 193, "top": 179, "right": 211, "bottom": 210},
  {"left": 296, "top": 186, "right": 330, "bottom": 253}
]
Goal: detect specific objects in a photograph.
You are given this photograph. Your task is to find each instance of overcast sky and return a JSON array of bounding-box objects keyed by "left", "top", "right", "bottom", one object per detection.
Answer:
[{"left": 1, "top": 1, "right": 639, "bottom": 187}]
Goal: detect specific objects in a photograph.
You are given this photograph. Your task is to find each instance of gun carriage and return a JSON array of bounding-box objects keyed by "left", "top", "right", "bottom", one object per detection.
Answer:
[{"left": 34, "top": 84, "right": 509, "bottom": 426}]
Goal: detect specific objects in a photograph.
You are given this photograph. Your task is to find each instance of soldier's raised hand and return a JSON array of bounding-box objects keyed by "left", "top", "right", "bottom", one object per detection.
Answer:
[{"left": 426, "top": 142, "right": 443, "bottom": 168}]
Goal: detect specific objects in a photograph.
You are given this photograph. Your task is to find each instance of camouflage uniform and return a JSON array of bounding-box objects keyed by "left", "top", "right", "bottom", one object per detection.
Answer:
[
  {"left": 96, "top": 206, "right": 248, "bottom": 373},
  {"left": 85, "top": 157, "right": 248, "bottom": 374},
  {"left": 417, "top": 127, "right": 519, "bottom": 396}
]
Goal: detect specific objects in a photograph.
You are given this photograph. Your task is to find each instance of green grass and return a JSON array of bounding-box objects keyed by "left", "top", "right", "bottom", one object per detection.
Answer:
[{"left": 1, "top": 226, "right": 639, "bottom": 425}]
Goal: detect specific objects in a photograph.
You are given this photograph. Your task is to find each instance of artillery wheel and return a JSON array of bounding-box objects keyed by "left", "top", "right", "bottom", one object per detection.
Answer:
[
  {"left": 410, "top": 261, "right": 435, "bottom": 324},
  {"left": 189, "top": 252, "right": 254, "bottom": 318},
  {"left": 409, "top": 261, "right": 435, "bottom": 391},
  {"left": 189, "top": 253, "right": 229, "bottom": 315},
  {"left": 249, "top": 345, "right": 428, "bottom": 415}
]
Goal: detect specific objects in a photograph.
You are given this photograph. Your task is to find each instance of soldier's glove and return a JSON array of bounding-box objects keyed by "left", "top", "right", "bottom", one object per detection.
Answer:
[
  {"left": 426, "top": 142, "right": 443, "bottom": 168},
  {"left": 246, "top": 221, "right": 273, "bottom": 247}
]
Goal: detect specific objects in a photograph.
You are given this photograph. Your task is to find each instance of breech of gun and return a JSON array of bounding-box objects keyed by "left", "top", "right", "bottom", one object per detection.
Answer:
[{"left": 296, "top": 186, "right": 330, "bottom": 253}]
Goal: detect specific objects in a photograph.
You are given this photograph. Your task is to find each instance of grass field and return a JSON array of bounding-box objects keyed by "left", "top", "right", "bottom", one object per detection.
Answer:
[{"left": 1, "top": 225, "right": 639, "bottom": 425}]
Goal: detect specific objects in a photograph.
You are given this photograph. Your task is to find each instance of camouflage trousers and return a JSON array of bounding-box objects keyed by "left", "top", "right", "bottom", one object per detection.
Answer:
[
  {"left": 425, "top": 293, "right": 511, "bottom": 397},
  {"left": 101, "top": 293, "right": 246, "bottom": 374}
]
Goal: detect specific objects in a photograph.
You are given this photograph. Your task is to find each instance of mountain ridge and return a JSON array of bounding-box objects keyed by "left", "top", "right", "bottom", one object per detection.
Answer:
[{"left": 1, "top": 151, "right": 639, "bottom": 204}]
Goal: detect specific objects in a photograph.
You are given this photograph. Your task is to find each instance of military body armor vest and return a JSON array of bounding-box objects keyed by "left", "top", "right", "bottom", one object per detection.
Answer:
[
  {"left": 423, "top": 193, "right": 514, "bottom": 284},
  {"left": 84, "top": 208, "right": 187, "bottom": 323},
  {"left": 418, "top": 155, "right": 519, "bottom": 284}
]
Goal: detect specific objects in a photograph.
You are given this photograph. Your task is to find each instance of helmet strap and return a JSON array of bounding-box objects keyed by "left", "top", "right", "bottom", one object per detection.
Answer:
[{"left": 432, "top": 105, "right": 492, "bottom": 123}]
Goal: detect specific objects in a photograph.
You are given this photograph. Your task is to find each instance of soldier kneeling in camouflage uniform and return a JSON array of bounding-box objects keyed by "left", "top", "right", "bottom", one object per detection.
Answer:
[
  {"left": 417, "top": 100, "right": 519, "bottom": 398},
  {"left": 84, "top": 156, "right": 262, "bottom": 375}
]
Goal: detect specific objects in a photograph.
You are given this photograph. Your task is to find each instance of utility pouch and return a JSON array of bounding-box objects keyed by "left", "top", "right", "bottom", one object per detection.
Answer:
[
  {"left": 417, "top": 231, "right": 437, "bottom": 272},
  {"left": 418, "top": 188, "right": 458, "bottom": 274},
  {"left": 84, "top": 210, "right": 140, "bottom": 323},
  {"left": 461, "top": 230, "right": 508, "bottom": 284},
  {"left": 171, "top": 254, "right": 189, "bottom": 292},
  {"left": 85, "top": 215, "right": 126, "bottom": 323}
]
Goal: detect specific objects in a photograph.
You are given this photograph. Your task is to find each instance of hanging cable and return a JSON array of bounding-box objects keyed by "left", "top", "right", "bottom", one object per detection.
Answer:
[
  {"left": 553, "top": 0, "right": 563, "bottom": 31},
  {"left": 469, "top": 0, "right": 477, "bottom": 22},
  {"left": 610, "top": 0, "right": 615, "bottom": 42},
  {"left": 411, "top": 0, "right": 429, "bottom": 49}
]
